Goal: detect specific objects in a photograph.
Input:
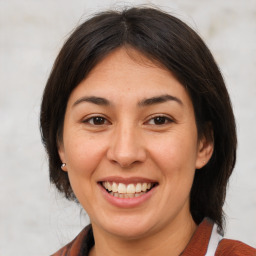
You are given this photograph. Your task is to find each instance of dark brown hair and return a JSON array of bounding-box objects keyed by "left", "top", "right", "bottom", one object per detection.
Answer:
[{"left": 40, "top": 7, "right": 236, "bottom": 231}]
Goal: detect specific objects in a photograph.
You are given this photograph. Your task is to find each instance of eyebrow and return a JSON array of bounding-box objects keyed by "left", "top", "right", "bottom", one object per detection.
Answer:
[
  {"left": 73, "top": 96, "right": 111, "bottom": 107},
  {"left": 138, "top": 94, "right": 183, "bottom": 107},
  {"left": 72, "top": 94, "right": 183, "bottom": 108}
]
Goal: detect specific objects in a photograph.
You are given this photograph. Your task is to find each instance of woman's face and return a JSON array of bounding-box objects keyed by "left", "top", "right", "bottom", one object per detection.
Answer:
[{"left": 58, "top": 48, "right": 212, "bottom": 239}]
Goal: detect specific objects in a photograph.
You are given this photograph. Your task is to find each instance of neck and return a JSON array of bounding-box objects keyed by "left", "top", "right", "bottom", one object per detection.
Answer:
[{"left": 89, "top": 215, "right": 197, "bottom": 256}]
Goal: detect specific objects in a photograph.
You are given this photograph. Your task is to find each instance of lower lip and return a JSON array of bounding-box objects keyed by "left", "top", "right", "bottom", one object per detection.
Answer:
[{"left": 98, "top": 183, "right": 157, "bottom": 208}]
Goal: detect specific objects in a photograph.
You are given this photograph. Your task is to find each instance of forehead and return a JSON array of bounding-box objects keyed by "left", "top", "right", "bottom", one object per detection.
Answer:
[
  {"left": 86, "top": 47, "right": 169, "bottom": 83},
  {"left": 67, "top": 48, "right": 192, "bottom": 108}
]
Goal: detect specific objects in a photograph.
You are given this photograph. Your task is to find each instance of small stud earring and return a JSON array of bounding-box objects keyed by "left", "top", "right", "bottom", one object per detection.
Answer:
[{"left": 61, "top": 163, "right": 66, "bottom": 170}]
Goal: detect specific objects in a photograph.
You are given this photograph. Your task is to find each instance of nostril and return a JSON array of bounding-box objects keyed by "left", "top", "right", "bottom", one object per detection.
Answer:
[{"left": 109, "top": 158, "right": 139, "bottom": 169}]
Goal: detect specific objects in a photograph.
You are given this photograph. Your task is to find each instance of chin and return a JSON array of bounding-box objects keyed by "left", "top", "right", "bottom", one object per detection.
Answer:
[
  {"left": 107, "top": 225, "right": 153, "bottom": 240},
  {"left": 93, "top": 214, "right": 156, "bottom": 240}
]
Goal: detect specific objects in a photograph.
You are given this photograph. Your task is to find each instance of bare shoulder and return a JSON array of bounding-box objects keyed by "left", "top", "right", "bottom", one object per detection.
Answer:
[{"left": 216, "top": 239, "right": 256, "bottom": 256}]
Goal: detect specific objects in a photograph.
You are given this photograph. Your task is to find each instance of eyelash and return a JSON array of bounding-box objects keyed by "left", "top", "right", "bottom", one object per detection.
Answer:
[
  {"left": 83, "top": 116, "right": 110, "bottom": 126},
  {"left": 82, "top": 115, "right": 173, "bottom": 126},
  {"left": 145, "top": 115, "right": 173, "bottom": 125}
]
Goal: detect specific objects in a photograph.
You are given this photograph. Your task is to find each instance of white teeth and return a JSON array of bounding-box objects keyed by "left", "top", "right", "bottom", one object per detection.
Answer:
[
  {"left": 127, "top": 184, "right": 135, "bottom": 193},
  {"left": 107, "top": 181, "right": 111, "bottom": 191},
  {"left": 135, "top": 183, "right": 142, "bottom": 192},
  {"left": 109, "top": 191, "right": 146, "bottom": 198},
  {"left": 102, "top": 182, "right": 154, "bottom": 194},
  {"left": 118, "top": 183, "right": 126, "bottom": 193},
  {"left": 112, "top": 182, "right": 118, "bottom": 192},
  {"left": 127, "top": 193, "right": 134, "bottom": 198},
  {"left": 142, "top": 183, "right": 147, "bottom": 192}
]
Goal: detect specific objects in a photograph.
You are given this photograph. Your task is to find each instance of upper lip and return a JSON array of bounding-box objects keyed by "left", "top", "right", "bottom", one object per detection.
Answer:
[{"left": 98, "top": 176, "right": 158, "bottom": 185}]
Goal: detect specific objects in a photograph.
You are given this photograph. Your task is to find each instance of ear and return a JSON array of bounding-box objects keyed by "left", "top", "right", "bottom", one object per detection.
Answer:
[
  {"left": 195, "top": 132, "right": 214, "bottom": 169},
  {"left": 58, "top": 141, "right": 68, "bottom": 172}
]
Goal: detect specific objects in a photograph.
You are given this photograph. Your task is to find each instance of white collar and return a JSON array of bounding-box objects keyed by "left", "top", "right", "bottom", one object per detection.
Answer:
[{"left": 205, "top": 223, "right": 223, "bottom": 256}]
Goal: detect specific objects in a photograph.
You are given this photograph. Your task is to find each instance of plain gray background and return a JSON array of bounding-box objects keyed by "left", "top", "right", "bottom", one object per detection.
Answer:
[{"left": 0, "top": 0, "right": 255, "bottom": 255}]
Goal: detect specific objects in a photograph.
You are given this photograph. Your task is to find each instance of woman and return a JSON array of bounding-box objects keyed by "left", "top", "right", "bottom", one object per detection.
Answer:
[{"left": 40, "top": 7, "right": 256, "bottom": 256}]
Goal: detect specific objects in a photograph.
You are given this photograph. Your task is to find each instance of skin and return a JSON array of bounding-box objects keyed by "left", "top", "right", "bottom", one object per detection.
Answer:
[{"left": 58, "top": 48, "right": 213, "bottom": 256}]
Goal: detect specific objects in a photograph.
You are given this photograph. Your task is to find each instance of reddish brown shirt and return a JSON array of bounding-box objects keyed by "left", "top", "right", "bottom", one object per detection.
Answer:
[
  {"left": 52, "top": 218, "right": 256, "bottom": 256},
  {"left": 182, "top": 219, "right": 256, "bottom": 256}
]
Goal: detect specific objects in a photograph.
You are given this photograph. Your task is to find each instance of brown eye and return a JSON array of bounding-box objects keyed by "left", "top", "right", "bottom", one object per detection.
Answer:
[
  {"left": 154, "top": 116, "right": 167, "bottom": 125},
  {"left": 147, "top": 116, "right": 173, "bottom": 125},
  {"left": 84, "top": 116, "right": 108, "bottom": 125}
]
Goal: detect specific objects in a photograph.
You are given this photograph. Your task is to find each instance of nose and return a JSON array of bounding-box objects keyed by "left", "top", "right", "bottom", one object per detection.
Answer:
[{"left": 107, "top": 123, "right": 147, "bottom": 168}]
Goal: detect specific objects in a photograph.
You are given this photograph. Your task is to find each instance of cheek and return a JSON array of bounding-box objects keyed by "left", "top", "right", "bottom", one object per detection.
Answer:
[
  {"left": 147, "top": 134, "right": 197, "bottom": 219},
  {"left": 63, "top": 136, "right": 107, "bottom": 208},
  {"left": 149, "top": 131, "right": 199, "bottom": 173},
  {"left": 64, "top": 134, "right": 106, "bottom": 179}
]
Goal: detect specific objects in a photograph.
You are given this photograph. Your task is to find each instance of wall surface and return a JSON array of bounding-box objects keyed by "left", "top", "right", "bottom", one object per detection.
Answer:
[{"left": 0, "top": 0, "right": 255, "bottom": 255}]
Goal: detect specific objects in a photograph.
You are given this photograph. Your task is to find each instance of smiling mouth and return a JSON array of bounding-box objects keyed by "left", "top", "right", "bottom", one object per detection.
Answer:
[{"left": 100, "top": 181, "right": 158, "bottom": 198}]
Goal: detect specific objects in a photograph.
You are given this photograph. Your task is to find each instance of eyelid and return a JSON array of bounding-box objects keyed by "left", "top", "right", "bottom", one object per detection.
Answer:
[
  {"left": 82, "top": 115, "right": 111, "bottom": 125},
  {"left": 144, "top": 114, "right": 174, "bottom": 125}
]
